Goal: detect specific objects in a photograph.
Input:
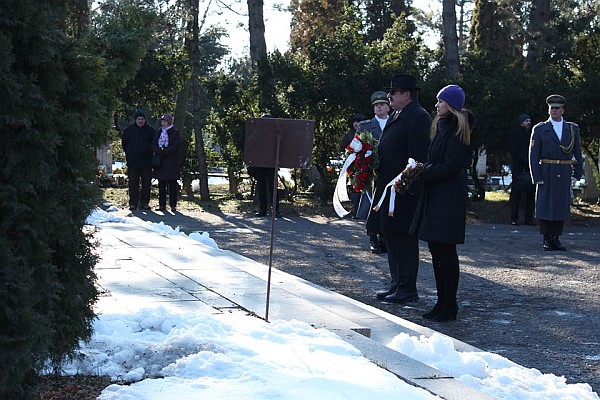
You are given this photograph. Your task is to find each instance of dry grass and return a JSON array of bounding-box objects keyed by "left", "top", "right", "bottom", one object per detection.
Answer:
[{"left": 100, "top": 185, "right": 599, "bottom": 225}]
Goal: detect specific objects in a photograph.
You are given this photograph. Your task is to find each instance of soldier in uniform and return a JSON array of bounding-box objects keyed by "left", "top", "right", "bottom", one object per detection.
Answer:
[
  {"left": 359, "top": 91, "right": 390, "bottom": 140},
  {"left": 359, "top": 91, "right": 391, "bottom": 253},
  {"left": 529, "top": 94, "right": 583, "bottom": 251}
]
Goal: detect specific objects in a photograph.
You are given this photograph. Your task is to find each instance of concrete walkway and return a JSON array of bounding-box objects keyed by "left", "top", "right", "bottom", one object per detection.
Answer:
[{"left": 93, "top": 218, "right": 494, "bottom": 400}]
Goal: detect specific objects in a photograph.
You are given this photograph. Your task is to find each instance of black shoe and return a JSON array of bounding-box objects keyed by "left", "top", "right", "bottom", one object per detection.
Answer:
[
  {"left": 129, "top": 205, "right": 137, "bottom": 211},
  {"left": 376, "top": 288, "right": 395, "bottom": 300},
  {"left": 274, "top": 211, "right": 282, "bottom": 218},
  {"left": 553, "top": 236, "right": 567, "bottom": 251},
  {"left": 422, "top": 302, "right": 441, "bottom": 320},
  {"left": 379, "top": 240, "right": 387, "bottom": 253},
  {"left": 384, "top": 293, "right": 419, "bottom": 304},
  {"left": 156, "top": 206, "right": 166, "bottom": 211},
  {"left": 369, "top": 239, "right": 382, "bottom": 254},
  {"left": 255, "top": 212, "right": 267, "bottom": 217},
  {"left": 140, "top": 204, "right": 151, "bottom": 210},
  {"left": 511, "top": 220, "right": 518, "bottom": 226},
  {"left": 171, "top": 206, "right": 177, "bottom": 212},
  {"left": 431, "top": 304, "right": 458, "bottom": 322},
  {"left": 543, "top": 235, "right": 555, "bottom": 251}
]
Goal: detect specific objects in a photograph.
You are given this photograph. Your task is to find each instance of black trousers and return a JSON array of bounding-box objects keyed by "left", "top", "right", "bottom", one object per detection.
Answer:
[
  {"left": 255, "top": 167, "right": 279, "bottom": 214},
  {"left": 127, "top": 167, "right": 152, "bottom": 207},
  {"left": 384, "top": 232, "right": 419, "bottom": 296},
  {"left": 158, "top": 179, "right": 179, "bottom": 208},
  {"left": 539, "top": 219, "right": 564, "bottom": 236},
  {"left": 510, "top": 186, "right": 535, "bottom": 222}
]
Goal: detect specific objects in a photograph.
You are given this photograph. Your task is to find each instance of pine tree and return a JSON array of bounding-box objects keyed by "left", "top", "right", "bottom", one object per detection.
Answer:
[
  {"left": 363, "top": 0, "right": 410, "bottom": 42},
  {"left": 0, "top": 1, "right": 111, "bottom": 397},
  {"left": 290, "top": 0, "right": 349, "bottom": 54}
]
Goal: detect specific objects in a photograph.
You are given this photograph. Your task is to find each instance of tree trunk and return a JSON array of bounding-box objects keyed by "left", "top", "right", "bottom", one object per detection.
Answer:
[
  {"left": 247, "top": 0, "right": 272, "bottom": 111},
  {"left": 442, "top": 0, "right": 460, "bottom": 78},
  {"left": 525, "top": 0, "right": 550, "bottom": 72},
  {"left": 187, "top": 0, "right": 210, "bottom": 200}
]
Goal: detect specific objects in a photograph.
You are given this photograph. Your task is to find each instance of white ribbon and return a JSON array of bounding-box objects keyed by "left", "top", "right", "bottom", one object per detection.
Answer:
[
  {"left": 372, "top": 158, "right": 417, "bottom": 217},
  {"left": 333, "top": 153, "right": 357, "bottom": 217}
]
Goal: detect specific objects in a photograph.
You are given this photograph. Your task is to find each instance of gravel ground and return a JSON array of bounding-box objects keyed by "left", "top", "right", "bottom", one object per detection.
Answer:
[{"left": 133, "top": 206, "right": 600, "bottom": 394}]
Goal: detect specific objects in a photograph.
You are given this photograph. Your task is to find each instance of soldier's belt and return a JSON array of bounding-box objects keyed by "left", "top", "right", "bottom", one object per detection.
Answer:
[{"left": 539, "top": 159, "right": 572, "bottom": 165}]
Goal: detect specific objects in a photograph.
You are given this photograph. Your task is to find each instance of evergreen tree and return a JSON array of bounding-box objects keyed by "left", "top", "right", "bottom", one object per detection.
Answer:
[
  {"left": 468, "top": 0, "right": 526, "bottom": 62},
  {"left": 290, "top": 0, "right": 349, "bottom": 54},
  {"left": 363, "top": 0, "right": 410, "bottom": 41},
  {"left": 0, "top": 1, "right": 113, "bottom": 396}
]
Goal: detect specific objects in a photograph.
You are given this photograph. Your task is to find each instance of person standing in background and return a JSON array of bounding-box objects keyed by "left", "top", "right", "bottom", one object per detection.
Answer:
[
  {"left": 251, "top": 113, "right": 281, "bottom": 218},
  {"left": 410, "top": 84, "right": 474, "bottom": 322},
  {"left": 529, "top": 95, "right": 583, "bottom": 251},
  {"left": 153, "top": 114, "right": 182, "bottom": 212},
  {"left": 339, "top": 113, "right": 366, "bottom": 219},
  {"left": 122, "top": 110, "right": 155, "bottom": 211},
  {"left": 368, "top": 73, "right": 430, "bottom": 304},
  {"left": 509, "top": 114, "right": 535, "bottom": 226},
  {"left": 339, "top": 113, "right": 365, "bottom": 153}
]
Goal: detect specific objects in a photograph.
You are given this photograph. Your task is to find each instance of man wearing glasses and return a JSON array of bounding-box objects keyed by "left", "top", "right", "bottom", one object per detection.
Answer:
[
  {"left": 367, "top": 73, "right": 430, "bottom": 303},
  {"left": 529, "top": 94, "right": 583, "bottom": 251}
]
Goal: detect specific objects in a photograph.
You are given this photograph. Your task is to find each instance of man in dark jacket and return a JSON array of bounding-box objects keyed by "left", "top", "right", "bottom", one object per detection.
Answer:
[
  {"left": 122, "top": 110, "right": 156, "bottom": 210},
  {"left": 367, "top": 73, "right": 431, "bottom": 303},
  {"left": 530, "top": 94, "right": 583, "bottom": 251},
  {"left": 508, "top": 114, "right": 535, "bottom": 225}
]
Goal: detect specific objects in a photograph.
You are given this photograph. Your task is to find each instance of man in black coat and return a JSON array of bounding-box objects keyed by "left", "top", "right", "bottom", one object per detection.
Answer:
[
  {"left": 367, "top": 73, "right": 431, "bottom": 303},
  {"left": 508, "top": 114, "right": 535, "bottom": 225},
  {"left": 122, "top": 110, "right": 156, "bottom": 210}
]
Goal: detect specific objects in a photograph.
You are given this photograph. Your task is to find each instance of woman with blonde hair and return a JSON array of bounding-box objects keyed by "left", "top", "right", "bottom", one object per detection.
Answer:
[{"left": 410, "top": 84, "right": 474, "bottom": 322}]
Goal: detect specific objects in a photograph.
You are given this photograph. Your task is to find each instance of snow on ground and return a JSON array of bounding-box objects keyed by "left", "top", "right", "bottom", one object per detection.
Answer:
[{"left": 74, "top": 208, "right": 599, "bottom": 400}]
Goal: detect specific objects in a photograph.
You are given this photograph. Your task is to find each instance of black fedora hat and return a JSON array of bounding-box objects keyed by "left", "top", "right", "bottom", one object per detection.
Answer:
[{"left": 385, "top": 73, "right": 420, "bottom": 91}]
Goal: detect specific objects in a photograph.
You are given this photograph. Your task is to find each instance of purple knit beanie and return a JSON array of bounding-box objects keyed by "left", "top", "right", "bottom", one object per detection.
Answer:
[{"left": 437, "top": 85, "right": 465, "bottom": 111}]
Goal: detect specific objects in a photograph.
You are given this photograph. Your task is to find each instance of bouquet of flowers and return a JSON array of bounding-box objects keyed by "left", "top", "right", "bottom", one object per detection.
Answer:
[
  {"left": 393, "top": 158, "right": 424, "bottom": 194},
  {"left": 345, "top": 131, "right": 379, "bottom": 192}
]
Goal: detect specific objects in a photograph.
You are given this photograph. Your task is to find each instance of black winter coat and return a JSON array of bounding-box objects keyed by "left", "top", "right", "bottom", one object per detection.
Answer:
[
  {"left": 508, "top": 125, "right": 531, "bottom": 176},
  {"left": 152, "top": 126, "right": 182, "bottom": 180},
  {"left": 410, "top": 113, "right": 474, "bottom": 244},
  {"left": 122, "top": 123, "right": 156, "bottom": 168},
  {"left": 366, "top": 101, "right": 431, "bottom": 235}
]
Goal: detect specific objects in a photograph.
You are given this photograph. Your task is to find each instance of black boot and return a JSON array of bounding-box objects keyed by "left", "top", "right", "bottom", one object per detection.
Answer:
[
  {"left": 369, "top": 235, "right": 382, "bottom": 254},
  {"left": 543, "top": 234, "right": 555, "bottom": 251},
  {"left": 423, "top": 261, "right": 443, "bottom": 320},
  {"left": 432, "top": 264, "right": 459, "bottom": 322},
  {"left": 379, "top": 235, "right": 387, "bottom": 253},
  {"left": 552, "top": 235, "right": 566, "bottom": 251}
]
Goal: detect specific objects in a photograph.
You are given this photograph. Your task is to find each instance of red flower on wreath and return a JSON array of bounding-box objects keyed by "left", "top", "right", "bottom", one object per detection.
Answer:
[{"left": 345, "top": 131, "right": 380, "bottom": 192}]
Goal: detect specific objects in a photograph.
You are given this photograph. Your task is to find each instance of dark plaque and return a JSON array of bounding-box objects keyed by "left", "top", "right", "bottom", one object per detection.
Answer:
[{"left": 244, "top": 118, "right": 314, "bottom": 169}]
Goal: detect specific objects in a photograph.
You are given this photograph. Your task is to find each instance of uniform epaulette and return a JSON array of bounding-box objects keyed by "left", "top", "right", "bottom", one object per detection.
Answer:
[
  {"left": 566, "top": 121, "right": 579, "bottom": 128},
  {"left": 532, "top": 121, "right": 546, "bottom": 130}
]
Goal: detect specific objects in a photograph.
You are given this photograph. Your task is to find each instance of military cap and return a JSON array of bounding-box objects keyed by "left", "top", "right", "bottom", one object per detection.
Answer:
[
  {"left": 546, "top": 94, "right": 566, "bottom": 108},
  {"left": 371, "top": 91, "right": 389, "bottom": 105}
]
